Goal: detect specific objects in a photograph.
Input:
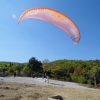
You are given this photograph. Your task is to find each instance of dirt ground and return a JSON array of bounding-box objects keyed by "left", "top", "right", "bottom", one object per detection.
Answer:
[{"left": 0, "top": 82, "right": 100, "bottom": 100}]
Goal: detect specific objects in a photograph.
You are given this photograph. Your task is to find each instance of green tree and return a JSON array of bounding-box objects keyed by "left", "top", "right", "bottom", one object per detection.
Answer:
[
  {"left": 28, "top": 57, "right": 43, "bottom": 74},
  {"left": 52, "top": 67, "right": 70, "bottom": 81},
  {"left": 13, "top": 64, "right": 24, "bottom": 75},
  {"left": 89, "top": 65, "right": 100, "bottom": 85}
]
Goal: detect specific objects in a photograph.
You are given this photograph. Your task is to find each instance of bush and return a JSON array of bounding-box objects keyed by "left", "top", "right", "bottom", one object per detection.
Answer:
[
  {"left": 66, "top": 77, "right": 72, "bottom": 82},
  {"left": 8, "top": 67, "right": 14, "bottom": 73},
  {"left": 77, "top": 76, "right": 87, "bottom": 84},
  {"left": 71, "top": 75, "right": 87, "bottom": 84},
  {"left": 71, "top": 75, "right": 78, "bottom": 82},
  {"left": 87, "top": 79, "right": 94, "bottom": 85}
]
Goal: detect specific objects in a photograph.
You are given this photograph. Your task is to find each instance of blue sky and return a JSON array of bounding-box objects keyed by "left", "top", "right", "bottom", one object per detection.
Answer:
[{"left": 0, "top": 0, "right": 100, "bottom": 63}]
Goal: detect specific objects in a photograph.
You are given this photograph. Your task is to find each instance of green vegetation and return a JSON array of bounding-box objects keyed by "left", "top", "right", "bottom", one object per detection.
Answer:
[
  {"left": 0, "top": 57, "right": 42, "bottom": 77},
  {"left": 42, "top": 59, "right": 100, "bottom": 85},
  {"left": 0, "top": 58, "right": 100, "bottom": 85}
]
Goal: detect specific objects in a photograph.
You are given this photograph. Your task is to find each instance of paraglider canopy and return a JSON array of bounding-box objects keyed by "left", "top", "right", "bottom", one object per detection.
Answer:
[{"left": 18, "top": 7, "right": 80, "bottom": 44}]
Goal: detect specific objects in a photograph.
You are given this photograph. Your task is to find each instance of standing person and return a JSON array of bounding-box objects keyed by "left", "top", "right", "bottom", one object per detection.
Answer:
[
  {"left": 44, "top": 70, "right": 47, "bottom": 78},
  {"left": 13, "top": 71, "right": 16, "bottom": 78},
  {"left": 2, "top": 68, "right": 6, "bottom": 77},
  {"left": 45, "top": 70, "right": 51, "bottom": 83}
]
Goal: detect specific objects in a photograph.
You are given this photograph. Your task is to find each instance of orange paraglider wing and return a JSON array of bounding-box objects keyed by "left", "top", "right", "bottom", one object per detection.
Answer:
[{"left": 18, "top": 8, "right": 80, "bottom": 44}]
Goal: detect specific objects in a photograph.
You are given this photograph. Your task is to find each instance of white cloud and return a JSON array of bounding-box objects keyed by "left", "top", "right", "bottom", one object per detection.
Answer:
[{"left": 12, "top": 14, "right": 16, "bottom": 18}]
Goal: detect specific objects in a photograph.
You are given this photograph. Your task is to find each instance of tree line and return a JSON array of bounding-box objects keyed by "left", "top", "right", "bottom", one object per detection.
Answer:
[{"left": 0, "top": 57, "right": 100, "bottom": 85}]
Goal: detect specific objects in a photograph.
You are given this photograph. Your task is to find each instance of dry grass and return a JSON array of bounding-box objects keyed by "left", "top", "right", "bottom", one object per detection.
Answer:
[{"left": 0, "top": 82, "right": 100, "bottom": 100}]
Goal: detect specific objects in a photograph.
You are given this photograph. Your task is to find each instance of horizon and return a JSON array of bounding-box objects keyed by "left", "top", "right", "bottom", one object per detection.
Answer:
[{"left": 0, "top": 58, "right": 98, "bottom": 64}]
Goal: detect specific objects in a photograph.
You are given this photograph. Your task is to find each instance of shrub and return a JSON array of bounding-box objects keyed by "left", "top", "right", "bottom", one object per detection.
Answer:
[
  {"left": 77, "top": 76, "right": 87, "bottom": 84},
  {"left": 71, "top": 75, "right": 78, "bottom": 82},
  {"left": 87, "top": 79, "right": 94, "bottom": 85}
]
